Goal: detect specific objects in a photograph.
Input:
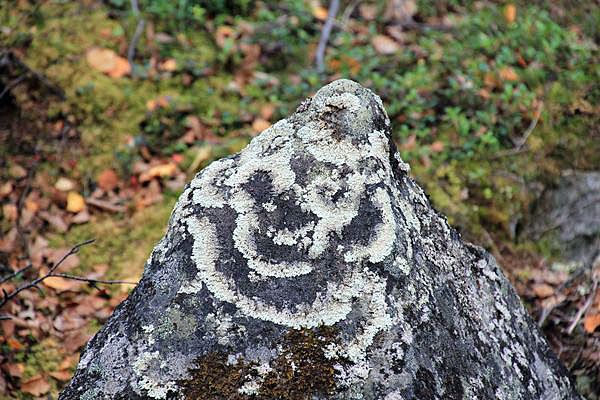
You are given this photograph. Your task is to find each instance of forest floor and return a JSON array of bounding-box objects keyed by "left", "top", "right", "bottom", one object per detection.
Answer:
[{"left": 1, "top": 0, "right": 599, "bottom": 398}]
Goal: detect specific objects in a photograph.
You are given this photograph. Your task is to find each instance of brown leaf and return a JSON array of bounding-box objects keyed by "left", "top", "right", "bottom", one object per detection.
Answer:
[
  {"left": 107, "top": 56, "right": 131, "bottom": 78},
  {"left": 584, "top": 314, "right": 600, "bottom": 333},
  {"left": 59, "top": 355, "right": 79, "bottom": 370},
  {"left": 252, "top": 118, "right": 271, "bottom": 134},
  {"left": 3, "top": 363, "right": 24, "bottom": 378},
  {"left": 359, "top": 3, "right": 378, "bottom": 20},
  {"left": 499, "top": 66, "right": 518, "bottom": 82},
  {"left": 371, "top": 35, "right": 400, "bottom": 55},
  {"left": 260, "top": 104, "right": 276, "bottom": 121},
  {"left": 86, "top": 48, "right": 118, "bottom": 73},
  {"left": 47, "top": 248, "right": 80, "bottom": 271},
  {"left": 532, "top": 283, "right": 554, "bottom": 298},
  {"left": 21, "top": 376, "right": 51, "bottom": 396},
  {"left": 49, "top": 370, "right": 72, "bottom": 381},
  {"left": 0, "top": 182, "right": 13, "bottom": 199},
  {"left": 0, "top": 227, "right": 17, "bottom": 253},
  {"left": 63, "top": 330, "right": 92, "bottom": 353},
  {"left": 43, "top": 276, "right": 82, "bottom": 292},
  {"left": 2, "top": 203, "right": 17, "bottom": 221},
  {"left": 159, "top": 58, "right": 177, "bottom": 72},
  {"left": 97, "top": 169, "right": 119, "bottom": 192},
  {"left": 72, "top": 209, "right": 91, "bottom": 224},
  {"left": 430, "top": 141, "right": 445, "bottom": 153},
  {"left": 9, "top": 164, "right": 27, "bottom": 179}
]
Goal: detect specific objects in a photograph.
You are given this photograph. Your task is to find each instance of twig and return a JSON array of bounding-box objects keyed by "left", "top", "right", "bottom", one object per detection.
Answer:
[
  {"left": 0, "top": 264, "right": 32, "bottom": 285},
  {"left": 493, "top": 101, "right": 543, "bottom": 158},
  {"left": 566, "top": 280, "right": 598, "bottom": 334},
  {"left": 0, "top": 239, "right": 136, "bottom": 320},
  {"left": 85, "top": 197, "right": 127, "bottom": 213},
  {"left": 48, "top": 273, "right": 137, "bottom": 286},
  {"left": 0, "top": 50, "right": 65, "bottom": 100},
  {"left": 127, "top": 0, "right": 145, "bottom": 74},
  {"left": 0, "top": 75, "right": 26, "bottom": 100},
  {"left": 315, "top": 0, "right": 340, "bottom": 73}
]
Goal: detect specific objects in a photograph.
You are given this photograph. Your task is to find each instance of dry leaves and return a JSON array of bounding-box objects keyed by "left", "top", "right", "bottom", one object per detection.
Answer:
[
  {"left": 66, "top": 192, "right": 86, "bottom": 213},
  {"left": 371, "top": 35, "right": 400, "bottom": 55},
  {"left": 86, "top": 48, "right": 131, "bottom": 78},
  {"left": 20, "top": 376, "right": 51, "bottom": 396},
  {"left": 97, "top": 169, "right": 119, "bottom": 192},
  {"left": 504, "top": 4, "right": 517, "bottom": 23}
]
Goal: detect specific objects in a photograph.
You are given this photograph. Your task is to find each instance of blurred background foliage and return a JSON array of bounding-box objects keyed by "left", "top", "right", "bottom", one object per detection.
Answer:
[{"left": 1, "top": 0, "right": 599, "bottom": 398}]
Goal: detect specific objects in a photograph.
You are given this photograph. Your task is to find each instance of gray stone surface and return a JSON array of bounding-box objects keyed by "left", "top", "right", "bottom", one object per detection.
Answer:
[
  {"left": 527, "top": 170, "right": 600, "bottom": 265},
  {"left": 60, "top": 79, "right": 580, "bottom": 400}
]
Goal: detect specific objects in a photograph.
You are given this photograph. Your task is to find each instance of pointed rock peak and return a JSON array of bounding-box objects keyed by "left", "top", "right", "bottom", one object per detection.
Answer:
[{"left": 60, "top": 80, "right": 580, "bottom": 400}]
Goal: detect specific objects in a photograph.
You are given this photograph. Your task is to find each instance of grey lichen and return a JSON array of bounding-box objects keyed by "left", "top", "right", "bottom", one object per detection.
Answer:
[{"left": 60, "top": 79, "right": 580, "bottom": 400}]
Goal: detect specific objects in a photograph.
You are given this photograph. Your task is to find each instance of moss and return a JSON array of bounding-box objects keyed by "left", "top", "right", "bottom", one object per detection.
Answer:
[
  {"left": 47, "top": 194, "right": 177, "bottom": 285},
  {"left": 180, "top": 326, "right": 344, "bottom": 400}
]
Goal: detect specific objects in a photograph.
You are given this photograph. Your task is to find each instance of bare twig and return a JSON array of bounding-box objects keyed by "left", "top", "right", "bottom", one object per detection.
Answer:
[
  {"left": 567, "top": 280, "right": 598, "bottom": 334},
  {"left": 0, "top": 239, "right": 137, "bottom": 320},
  {"left": 315, "top": 0, "right": 340, "bottom": 73},
  {"left": 127, "top": 0, "right": 145, "bottom": 74},
  {"left": 0, "top": 264, "right": 32, "bottom": 285},
  {"left": 493, "top": 101, "right": 543, "bottom": 158}
]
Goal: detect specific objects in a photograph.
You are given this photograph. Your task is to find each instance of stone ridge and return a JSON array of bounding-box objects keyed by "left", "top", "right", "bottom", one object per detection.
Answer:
[{"left": 60, "top": 79, "right": 580, "bottom": 400}]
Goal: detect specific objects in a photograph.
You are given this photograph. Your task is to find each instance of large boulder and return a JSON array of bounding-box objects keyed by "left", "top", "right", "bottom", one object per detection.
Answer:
[{"left": 60, "top": 79, "right": 580, "bottom": 399}]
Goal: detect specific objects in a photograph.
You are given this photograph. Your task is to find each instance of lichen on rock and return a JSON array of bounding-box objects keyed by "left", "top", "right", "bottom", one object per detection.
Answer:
[{"left": 60, "top": 80, "right": 581, "bottom": 400}]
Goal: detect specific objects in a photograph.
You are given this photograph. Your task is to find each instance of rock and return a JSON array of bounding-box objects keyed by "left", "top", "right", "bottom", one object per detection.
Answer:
[
  {"left": 60, "top": 80, "right": 581, "bottom": 399},
  {"left": 526, "top": 170, "right": 600, "bottom": 266}
]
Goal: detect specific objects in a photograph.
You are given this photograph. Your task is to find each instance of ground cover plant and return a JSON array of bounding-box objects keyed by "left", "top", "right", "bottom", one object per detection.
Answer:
[{"left": 0, "top": 0, "right": 599, "bottom": 398}]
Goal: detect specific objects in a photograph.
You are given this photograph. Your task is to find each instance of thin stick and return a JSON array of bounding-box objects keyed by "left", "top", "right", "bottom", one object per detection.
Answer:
[
  {"left": 48, "top": 273, "right": 137, "bottom": 286},
  {"left": 493, "top": 101, "right": 543, "bottom": 158},
  {"left": 315, "top": 0, "right": 340, "bottom": 73},
  {"left": 567, "top": 280, "right": 598, "bottom": 334},
  {"left": 127, "top": 0, "right": 145, "bottom": 73},
  {"left": 0, "top": 264, "right": 32, "bottom": 285}
]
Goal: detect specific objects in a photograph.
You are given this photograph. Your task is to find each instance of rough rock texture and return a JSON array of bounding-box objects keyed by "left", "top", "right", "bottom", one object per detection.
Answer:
[
  {"left": 60, "top": 80, "right": 580, "bottom": 400},
  {"left": 526, "top": 170, "right": 600, "bottom": 266}
]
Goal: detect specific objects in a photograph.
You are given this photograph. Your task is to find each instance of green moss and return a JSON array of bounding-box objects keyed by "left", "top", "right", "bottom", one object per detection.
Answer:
[
  {"left": 47, "top": 194, "right": 177, "bottom": 284},
  {"left": 180, "top": 326, "right": 343, "bottom": 400}
]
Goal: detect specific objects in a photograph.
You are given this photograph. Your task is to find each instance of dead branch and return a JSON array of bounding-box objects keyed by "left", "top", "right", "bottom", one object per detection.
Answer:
[
  {"left": 315, "top": 0, "right": 340, "bottom": 73},
  {"left": 0, "top": 239, "right": 137, "bottom": 320}
]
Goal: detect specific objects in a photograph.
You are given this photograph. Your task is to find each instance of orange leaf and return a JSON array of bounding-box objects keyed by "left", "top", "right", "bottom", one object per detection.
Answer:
[
  {"left": 584, "top": 314, "right": 600, "bottom": 333},
  {"left": 21, "top": 377, "right": 51, "bottom": 396},
  {"left": 107, "top": 56, "right": 131, "bottom": 78},
  {"left": 159, "top": 58, "right": 177, "bottom": 72},
  {"left": 499, "top": 67, "right": 518, "bottom": 82},
  {"left": 252, "top": 118, "right": 271, "bottom": 134},
  {"left": 504, "top": 4, "right": 517, "bottom": 23},
  {"left": 7, "top": 337, "right": 24, "bottom": 350},
  {"left": 43, "top": 276, "right": 81, "bottom": 291},
  {"left": 66, "top": 191, "right": 86, "bottom": 213},
  {"left": 86, "top": 48, "right": 118, "bottom": 73},
  {"left": 371, "top": 35, "right": 400, "bottom": 55},
  {"left": 312, "top": 5, "right": 328, "bottom": 21},
  {"left": 139, "top": 163, "right": 177, "bottom": 182},
  {"left": 97, "top": 169, "right": 119, "bottom": 192},
  {"left": 430, "top": 141, "right": 445, "bottom": 153}
]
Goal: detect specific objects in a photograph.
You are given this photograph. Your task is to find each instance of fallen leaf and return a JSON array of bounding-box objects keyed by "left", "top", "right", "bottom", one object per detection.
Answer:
[
  {"left": 532, "top": 283, "right": 554, "bottom": 298},
  {"left": 49, "top": 370, "right": 72, "bottom": 381},
  {"left": 139, "top": 163, "right": 177, "bottom": 182},
  {"left": 87, "top": 47, "right": 131, "bottom": 78},
  {"left": 215, "top": 25, "right": 236, "bottom": 49},
  {"left": 86, "top": 48, "right": 118, "bottom": 73},
  {"left": 9, "top": 164, "right": 27, "bottom": 179},
  {"left": 59, "top": 355, "right": 79, "bottom": 370},
  {"left": 371, "top": 35, "right": 400, "bottom": 55},
  {"left": 97, "top": 169, "right": 119, "bottom": 191},
  {"left": 359, "top": 3, "right": 378, "bottom": 20},
  {"left": 499, "top": 66, "right": 518, "bottom": 82},
  {"left": 7, "top": 337, "right": 23, "bottom": 350},
  {"left": 430, "top": 141, "right": 445, "bottom": 153},
  {"left": 66, "top": 192, "right": 86, "bottom": 213},
  {"left": 47, "top": 248, "right": 80, "bottom": 271},
  {"left": 107, "top": 56, "right": 131, "bottom": 78},
  {"left": 2, "top": 203, "right": 17, "bottom": 221},
  {"left": 55, "top": 177, "right": 75, "bottom": 192},
  {"left": 260, "top": 104, "right": 276, "bottom": 120},
  {"left": 504, "top": 4, "right": 517, "bottom": 23},
  {"left": 584, "top": 314, "right": 600, "bottom": 333},
  {"left": 43, "top": 276, "right": 82, "bottom": 292},
  {"left": 3, "top": 363, "right": 24, "bottom": 378},
  {"left": 21, "top": 376, "right": 51, "bottom": 396},
  {"left": 187, "top": 146, "right": 212, "bottom": 174},
  {"left": 311, "top": 5, "right": 328, "bottom": 21},
  {"left": 39, "top": 211, "right": 69, "bottom": 233},
  {"left": 252, "top": 118, "right": 271, "bottom": 134},
  {"left": 0, "top": 182, "right": 13, "bottom": 198},
  {"left": 72, "top": 209, "right": 91, "bottom": 224},
  {"left": 159, "top": 58, "right": 177, "bottom": 72}
]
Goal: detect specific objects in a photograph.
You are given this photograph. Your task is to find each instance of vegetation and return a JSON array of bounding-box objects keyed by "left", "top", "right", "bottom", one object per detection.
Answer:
[{"left": 0, "top": 0, "right": 599, "bottom": 398}]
